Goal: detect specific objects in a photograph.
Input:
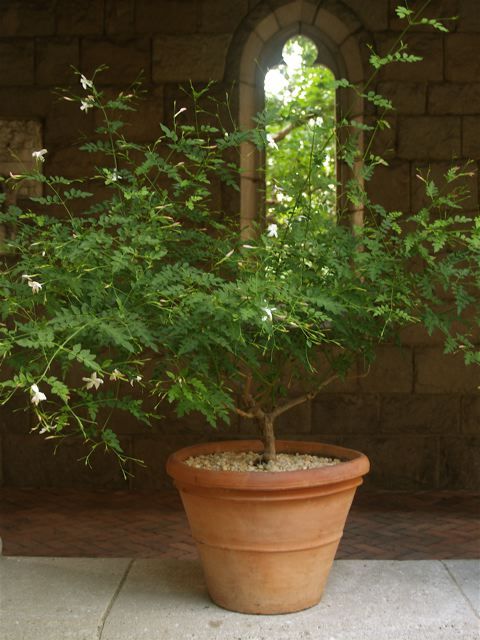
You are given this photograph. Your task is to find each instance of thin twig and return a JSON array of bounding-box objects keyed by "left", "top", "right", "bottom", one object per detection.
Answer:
[
  {"left": 235, "top": 407, "right": 255, "bottom": 419},
  {"left": 271, "top": 374, "right": 338, "bottom": 419}
]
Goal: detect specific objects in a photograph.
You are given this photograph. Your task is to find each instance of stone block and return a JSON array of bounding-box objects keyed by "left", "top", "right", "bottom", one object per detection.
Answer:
[
  {"left": 380, "top": 394, "right": 460, "bottom": 434},
  {"left": 153, "top": 35, "right": 232, "bottom": 83},
  {"left": 342, "top": 0, "right": 389, "bottom": 31},
  {"left": 312, "top": 394, "right": 380, "bottom": 435},
  {"left": 199, "top": 0, "right": 249, "bottom": 33},
  {"left": 373, "top": 33, "right": 443, "bottom": 82},
  {"left": 398, "top": 116, "right": 461, "bottom": 160},
  {"left": 43, "top": 97, "right": 93, "bottom": 148},
  {"left": 162, "top": 79, "right": 237, "bottom": 128},
  {"left": 0, "top": 87, "right": 52, "bottom": 119},
  {"left": 461, "top": 395, "right": 480, "bottom": 434},
  {"left": 2, "top": 433, "right": 129, "bottom": 488},
  {"left": 237, "top": 415, "right": 262, "bottom": 437},
  {"left": 415, "top": 347, "right": 480, "bottom": 393},
  {"left": 315, "top": 0, "right": 362, "bottom": 40},
  {"left": 90, "top": 84, "right": 165, "bottom": 143},
  {"left": 0, "top": 41, "right": 34, "bottom": 86},
  {"left": 463, "top": 116, "right": 480, "bottom": 157},
  {"left": 367, "top": 161, "right": 410, "bottom": 213},
  {"left": 316, "top": 373, "right": 359, "bottom": 395},
  {"left": 0, "top": 396, "right": 31, "bottom": 435},
  {"left": 153, "top": 400, "right": 239, "bottom": 437},
  {"left": 0, "top": 119, "right": 42, "bottom": 163},
  {"left": 82, "top": 37, "right": 151, "bottom": 85},
  {"left": 274, "top": 1, "right": 316, "bottom": 29},
  {"left": 238, "top": 31, "right": 263, "bottom": 85},
  {"left": 458, "top": 0, "right": 480, "bottom": 32},
  {"left": 438, "top": 436, "right": 480, "bottom": 489},
  {"left": 255, "top": 13, "right": 281, "bottom": 43},
  {"left": 314, "top": 9, "right": 352, "bottom": 45},
  {"left": 310, "top": 350, "right": 359, "bottom": 394},
  {"left": 0, "top": 0, "right": 55, "bottom": 36},
  {"left": 237, "top": 400, "right": 311, "bottom": 438},
  {"left": 446, "top": 34, "right": 480, "bottom": 82},
  {"left": 399, "top": 323, "right": 446, "bottom": 347},
  {"left": 135, "top": 0, "right": 199, "bottom": 34},
  {"left": 429, "top": 83, "right": 480, "bottom": 115},
  {"left": 376, "top": 82, "right": 427, "bottom": 114},
  {"left": 340, "top": 35, "right": 366, "bottom": 84},
  {"left": 35, "top": 38, "right": 79, "bottom": 86},
  {"left": 131, "top": 432, "right": 235, "bottom": 489},
  {"left": 115, "top": 86, "right": 164, "bottom": 142},
  {"left": 365, "top": 114, "right": 397, "bottom": 159},
  {"left": 0, "top": 118, "right": 43, "bottom": 197},
  {"left": 105, "top": 0, "right": 135, "bottom": 35},
  {"left": 275, "top": 399, "right": 312, "bottom": 436},
  {"left": 342, "top": 434, "right": 438, "bottom": 489},
  {"left": 359, "top": 346, "right": 413, "bottom": 393},
  {"left": 410, "top": 161, "right": 478, "bottom": 211},
  {"left": 45, "top": 145, "right": 101, "bottom": 179},
  {"left": 56, "top": 0, "right": 104, "bottom": 35}
]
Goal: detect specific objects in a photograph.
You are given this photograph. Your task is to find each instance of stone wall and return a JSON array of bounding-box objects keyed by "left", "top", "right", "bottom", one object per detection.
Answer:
[{"left": 0, "top": 0, "right": 478, "bottom": 490}]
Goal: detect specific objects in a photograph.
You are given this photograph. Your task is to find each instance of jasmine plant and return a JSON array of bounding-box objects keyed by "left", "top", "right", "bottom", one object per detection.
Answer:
[{"left": 0, "top": 7, "right": 478, "bottom": 471}]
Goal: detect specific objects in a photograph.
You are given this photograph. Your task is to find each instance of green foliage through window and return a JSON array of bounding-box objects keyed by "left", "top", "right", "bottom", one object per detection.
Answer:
[{"left": 264, "top": 36, "right": 336, "bottom": 224}]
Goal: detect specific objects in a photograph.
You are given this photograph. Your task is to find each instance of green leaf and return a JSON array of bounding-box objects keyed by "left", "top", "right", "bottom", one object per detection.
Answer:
[{"left": 395, "top": 6, "right": 413, "bottom": 19}]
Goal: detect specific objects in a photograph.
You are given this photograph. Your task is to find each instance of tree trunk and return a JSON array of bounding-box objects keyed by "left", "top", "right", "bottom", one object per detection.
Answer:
[{"left": 260, "top": 414, "right": 276, "bottom": 462}]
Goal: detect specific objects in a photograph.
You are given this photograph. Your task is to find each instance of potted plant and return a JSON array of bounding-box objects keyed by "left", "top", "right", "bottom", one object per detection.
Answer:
[{"left": 1, "top": 8, "right": 478, "bottom": 614}]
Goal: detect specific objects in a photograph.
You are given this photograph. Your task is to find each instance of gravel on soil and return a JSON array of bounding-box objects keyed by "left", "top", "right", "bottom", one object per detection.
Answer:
[{"left": 184, "top": 451, "right": 341, "bottom": 472}]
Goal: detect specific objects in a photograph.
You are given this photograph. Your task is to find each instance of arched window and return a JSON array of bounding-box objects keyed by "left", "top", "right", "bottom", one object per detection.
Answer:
[
  {"left": 264, "top": 35, "right": 336, "bottom": 225},
  {"left": 235, "top": 1, "right": 365, "bottom": 236}
]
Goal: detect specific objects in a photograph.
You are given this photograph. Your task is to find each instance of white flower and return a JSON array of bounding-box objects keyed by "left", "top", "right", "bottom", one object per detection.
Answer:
[
  {"left": 261, "top": 306, "right": 276, "bottom": 322},
  {"left": 130, "top": 375, "right": 142, "bottom": 386},
  {"left": 82, "top": 371, "right": 104, "bottom": 390},
  {"left": 266, "top": 133, "right": 278, "bottom": 149},
  {"left": 21, "top": 274, "right": 35, "bottom": 280},
  {"left": 80, "top": 97, "right": 94, "bottom": 113},
  {"left": 28, "top": 280, "right": 43, "bottom": 294},
  {"left": 32, "top": 149, "right": 48, "bottom": 162},
  {"left": 80, "top": 74, "right": 93, "bottom": 90},
  {"left": 174, "top": 107, "right": 187, "bottom": 118},
  {"left": 109, "top": 369, "right": 123, "bottom": 381},
  {"left": 30, "top": 384, "right": 47, "bottom": 406},
  {"left": 267, "top": 223, "right": 278, "bottom": 238}
]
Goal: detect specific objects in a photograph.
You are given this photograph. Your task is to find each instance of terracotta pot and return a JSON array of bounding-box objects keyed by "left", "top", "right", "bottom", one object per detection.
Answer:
[{"left": 167, "top": 439, "right": 369, "bottom": 615}]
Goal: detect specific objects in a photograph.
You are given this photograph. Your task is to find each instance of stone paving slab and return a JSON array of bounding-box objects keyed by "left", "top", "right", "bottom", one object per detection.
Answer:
[
  {"left": 0, "top": 557, "right": 131, "bottom": 640},
  {"left": 1, "top": 557, "right": 479, "bottom": 640},
  {"left": 443, "top": 560, "right": 480, "bottom": 617}
]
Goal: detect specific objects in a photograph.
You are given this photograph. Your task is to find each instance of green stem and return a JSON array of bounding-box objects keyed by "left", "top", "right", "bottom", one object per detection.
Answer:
[{"left": 37, "top": 323, "right": 91, "bottom": 382}]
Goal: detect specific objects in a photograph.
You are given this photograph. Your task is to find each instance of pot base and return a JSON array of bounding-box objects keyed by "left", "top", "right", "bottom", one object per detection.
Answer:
[{"left": 198, "top": 539, "right": 339, "bottom": 614}]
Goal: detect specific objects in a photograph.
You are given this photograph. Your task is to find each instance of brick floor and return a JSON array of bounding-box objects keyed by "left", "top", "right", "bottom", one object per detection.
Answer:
[{"left": 0, "top": 488, "right": 478, "bottom": 559}]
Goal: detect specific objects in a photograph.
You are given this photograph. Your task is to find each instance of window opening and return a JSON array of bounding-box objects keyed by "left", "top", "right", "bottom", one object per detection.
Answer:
[{"left": 264, "top": 36, "right": 336, "bottom": 225}]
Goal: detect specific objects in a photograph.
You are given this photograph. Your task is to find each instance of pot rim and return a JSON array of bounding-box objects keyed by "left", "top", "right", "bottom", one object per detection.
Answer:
[{"left": 167, "top": 439, "right": 370, "bottom": 490}]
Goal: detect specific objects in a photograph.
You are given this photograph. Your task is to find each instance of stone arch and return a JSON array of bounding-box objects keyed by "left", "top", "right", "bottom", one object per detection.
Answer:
[{"left": 229, "top": 1, "right": 367, "bottom": 235}]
